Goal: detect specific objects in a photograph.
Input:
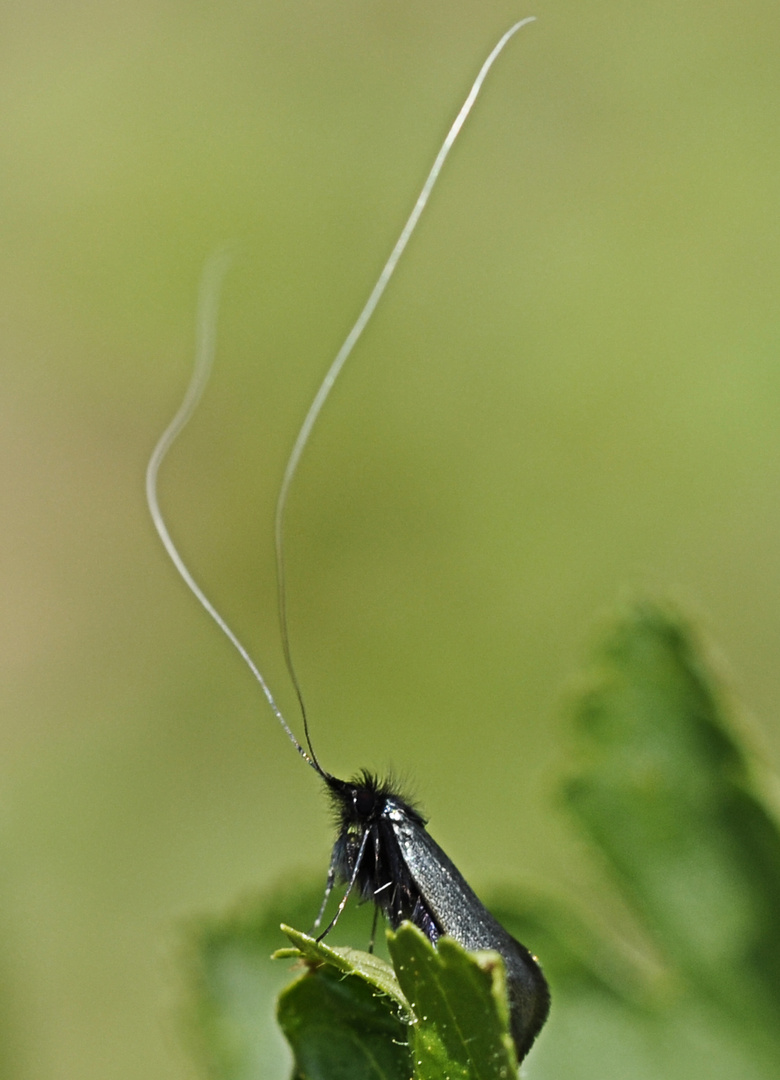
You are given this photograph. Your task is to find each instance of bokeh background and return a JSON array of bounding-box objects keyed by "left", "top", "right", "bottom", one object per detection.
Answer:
[{"left": 2, "top": 2, "right": 779, "bottom": 1078}]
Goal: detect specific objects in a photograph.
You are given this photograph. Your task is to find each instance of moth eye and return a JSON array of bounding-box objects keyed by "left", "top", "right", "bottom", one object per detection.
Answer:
[{"left": 353, "top": 788, "right": 375, "bottom": 817}]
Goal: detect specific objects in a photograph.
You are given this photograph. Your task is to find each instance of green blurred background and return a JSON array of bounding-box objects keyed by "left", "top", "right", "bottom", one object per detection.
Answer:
[{"left": 2, "top": 2, "right": 779, "bottom": 1078}]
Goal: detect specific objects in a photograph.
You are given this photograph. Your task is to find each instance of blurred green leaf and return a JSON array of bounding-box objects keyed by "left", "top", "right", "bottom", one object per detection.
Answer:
[
  {"left": 559, "top": 601, "right": 780, "bottom": 1073},
  {"left": 183, "top": 883, "right": 315, "bottom": 1080},
  {"left": 488, "top": 889, "right": 661, "bottom": 1008}
]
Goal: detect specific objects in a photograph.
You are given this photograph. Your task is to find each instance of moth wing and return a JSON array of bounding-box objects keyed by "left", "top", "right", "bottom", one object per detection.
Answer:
[{"left": 387, "top": 804, "right": 550, "bottom": 1060}]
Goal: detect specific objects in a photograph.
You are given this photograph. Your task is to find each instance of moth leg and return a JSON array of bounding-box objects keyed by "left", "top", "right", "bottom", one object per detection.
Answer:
[
  {"left": 368, "top": 902, "right": 380, "bottom": 953},
  {"left": 311, "top": 851, "right": 338, "bottom": 933},
  {"left": 316, "top": 827, "right": 370, "bottom": 941},
  {"left": 368, "top": 825, "right": 386, "bottom": 952}
]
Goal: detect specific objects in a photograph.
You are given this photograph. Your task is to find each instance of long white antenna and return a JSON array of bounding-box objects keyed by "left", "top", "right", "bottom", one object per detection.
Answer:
[
  {"left": 146, "top": 19, "right": 535, "bottom": 773},
  {"left": 274, "top": 18, "right": 536, "bottom": 744},
  {"left": 145, "top": 244, "right": 321, "bottom": 772}
]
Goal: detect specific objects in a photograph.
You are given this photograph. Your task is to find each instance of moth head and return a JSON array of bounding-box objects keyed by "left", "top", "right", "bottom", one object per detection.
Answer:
[{"left": 325, "top": 770, "right": 426, "bottom": 828}]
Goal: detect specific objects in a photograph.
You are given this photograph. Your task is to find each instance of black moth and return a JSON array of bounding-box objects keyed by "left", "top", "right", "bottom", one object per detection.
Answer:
[
  {"left": 146, "top": 18, "right": 549, "bottom": 1068},
  {"left": 319, "top": 768, "right": 550, "bottom": 1061}
]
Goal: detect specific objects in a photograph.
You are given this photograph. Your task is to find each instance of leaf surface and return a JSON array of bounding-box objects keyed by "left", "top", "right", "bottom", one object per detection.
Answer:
[{"left": 387, "top": 923, "right": 518, "bottom": 1080}]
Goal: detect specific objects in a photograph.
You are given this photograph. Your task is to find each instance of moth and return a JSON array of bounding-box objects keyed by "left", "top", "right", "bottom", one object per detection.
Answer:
[
  {"left": 147, "top": 19, "right": 549, "bottom": 1063},
  {"left": 319, "top": 768, "right": 549, "bottom": 1060}
]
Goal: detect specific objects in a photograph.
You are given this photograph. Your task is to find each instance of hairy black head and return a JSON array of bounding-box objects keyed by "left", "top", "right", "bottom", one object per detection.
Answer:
[{"left": 325, "top": 769, "right": 425, "bottom": 829}]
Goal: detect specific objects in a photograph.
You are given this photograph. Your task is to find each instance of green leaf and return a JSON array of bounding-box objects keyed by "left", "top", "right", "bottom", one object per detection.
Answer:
[
  {"left": 387, "top": 923, "right": 518, "bottom": 1080},
  {"left": 277, "top": 924, "right": 410, "bottom": 1012},
  {"left": 563, "top": 601, "right": 780, "bottom": 1070},
  {"left": 277, "top": 962, "right": 411, "bottom": 1080},
  {"left": 183, "top": 879, "right": 385, "bottom": 1080},
  {"left": 275, "top": 926, "right": 411, "bottom": 1080},
  {"left": 274, "top": 923, "right": 518, "bottom": 1080}
]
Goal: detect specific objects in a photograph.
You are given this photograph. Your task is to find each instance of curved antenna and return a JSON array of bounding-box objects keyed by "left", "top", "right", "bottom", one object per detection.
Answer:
[
  {"left": 146, "top": 244, "right": 326, "bottom": 777},
  {"left": 273, "top": 18, "right": 536, "bottom": 760},
  {"left": 147, "top": 22, "right": 535, "bottom": 781}
]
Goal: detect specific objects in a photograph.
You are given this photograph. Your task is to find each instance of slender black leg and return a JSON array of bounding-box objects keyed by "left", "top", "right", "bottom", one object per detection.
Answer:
[
  {"left": 311, "top": 852, "right": 338, "bottom": 934},
  {"left": 315, "top": 829, "right": 370, "bottom": 941},
  {"left": 368, "top": 903, "right": 380, "bottom": 953}
]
